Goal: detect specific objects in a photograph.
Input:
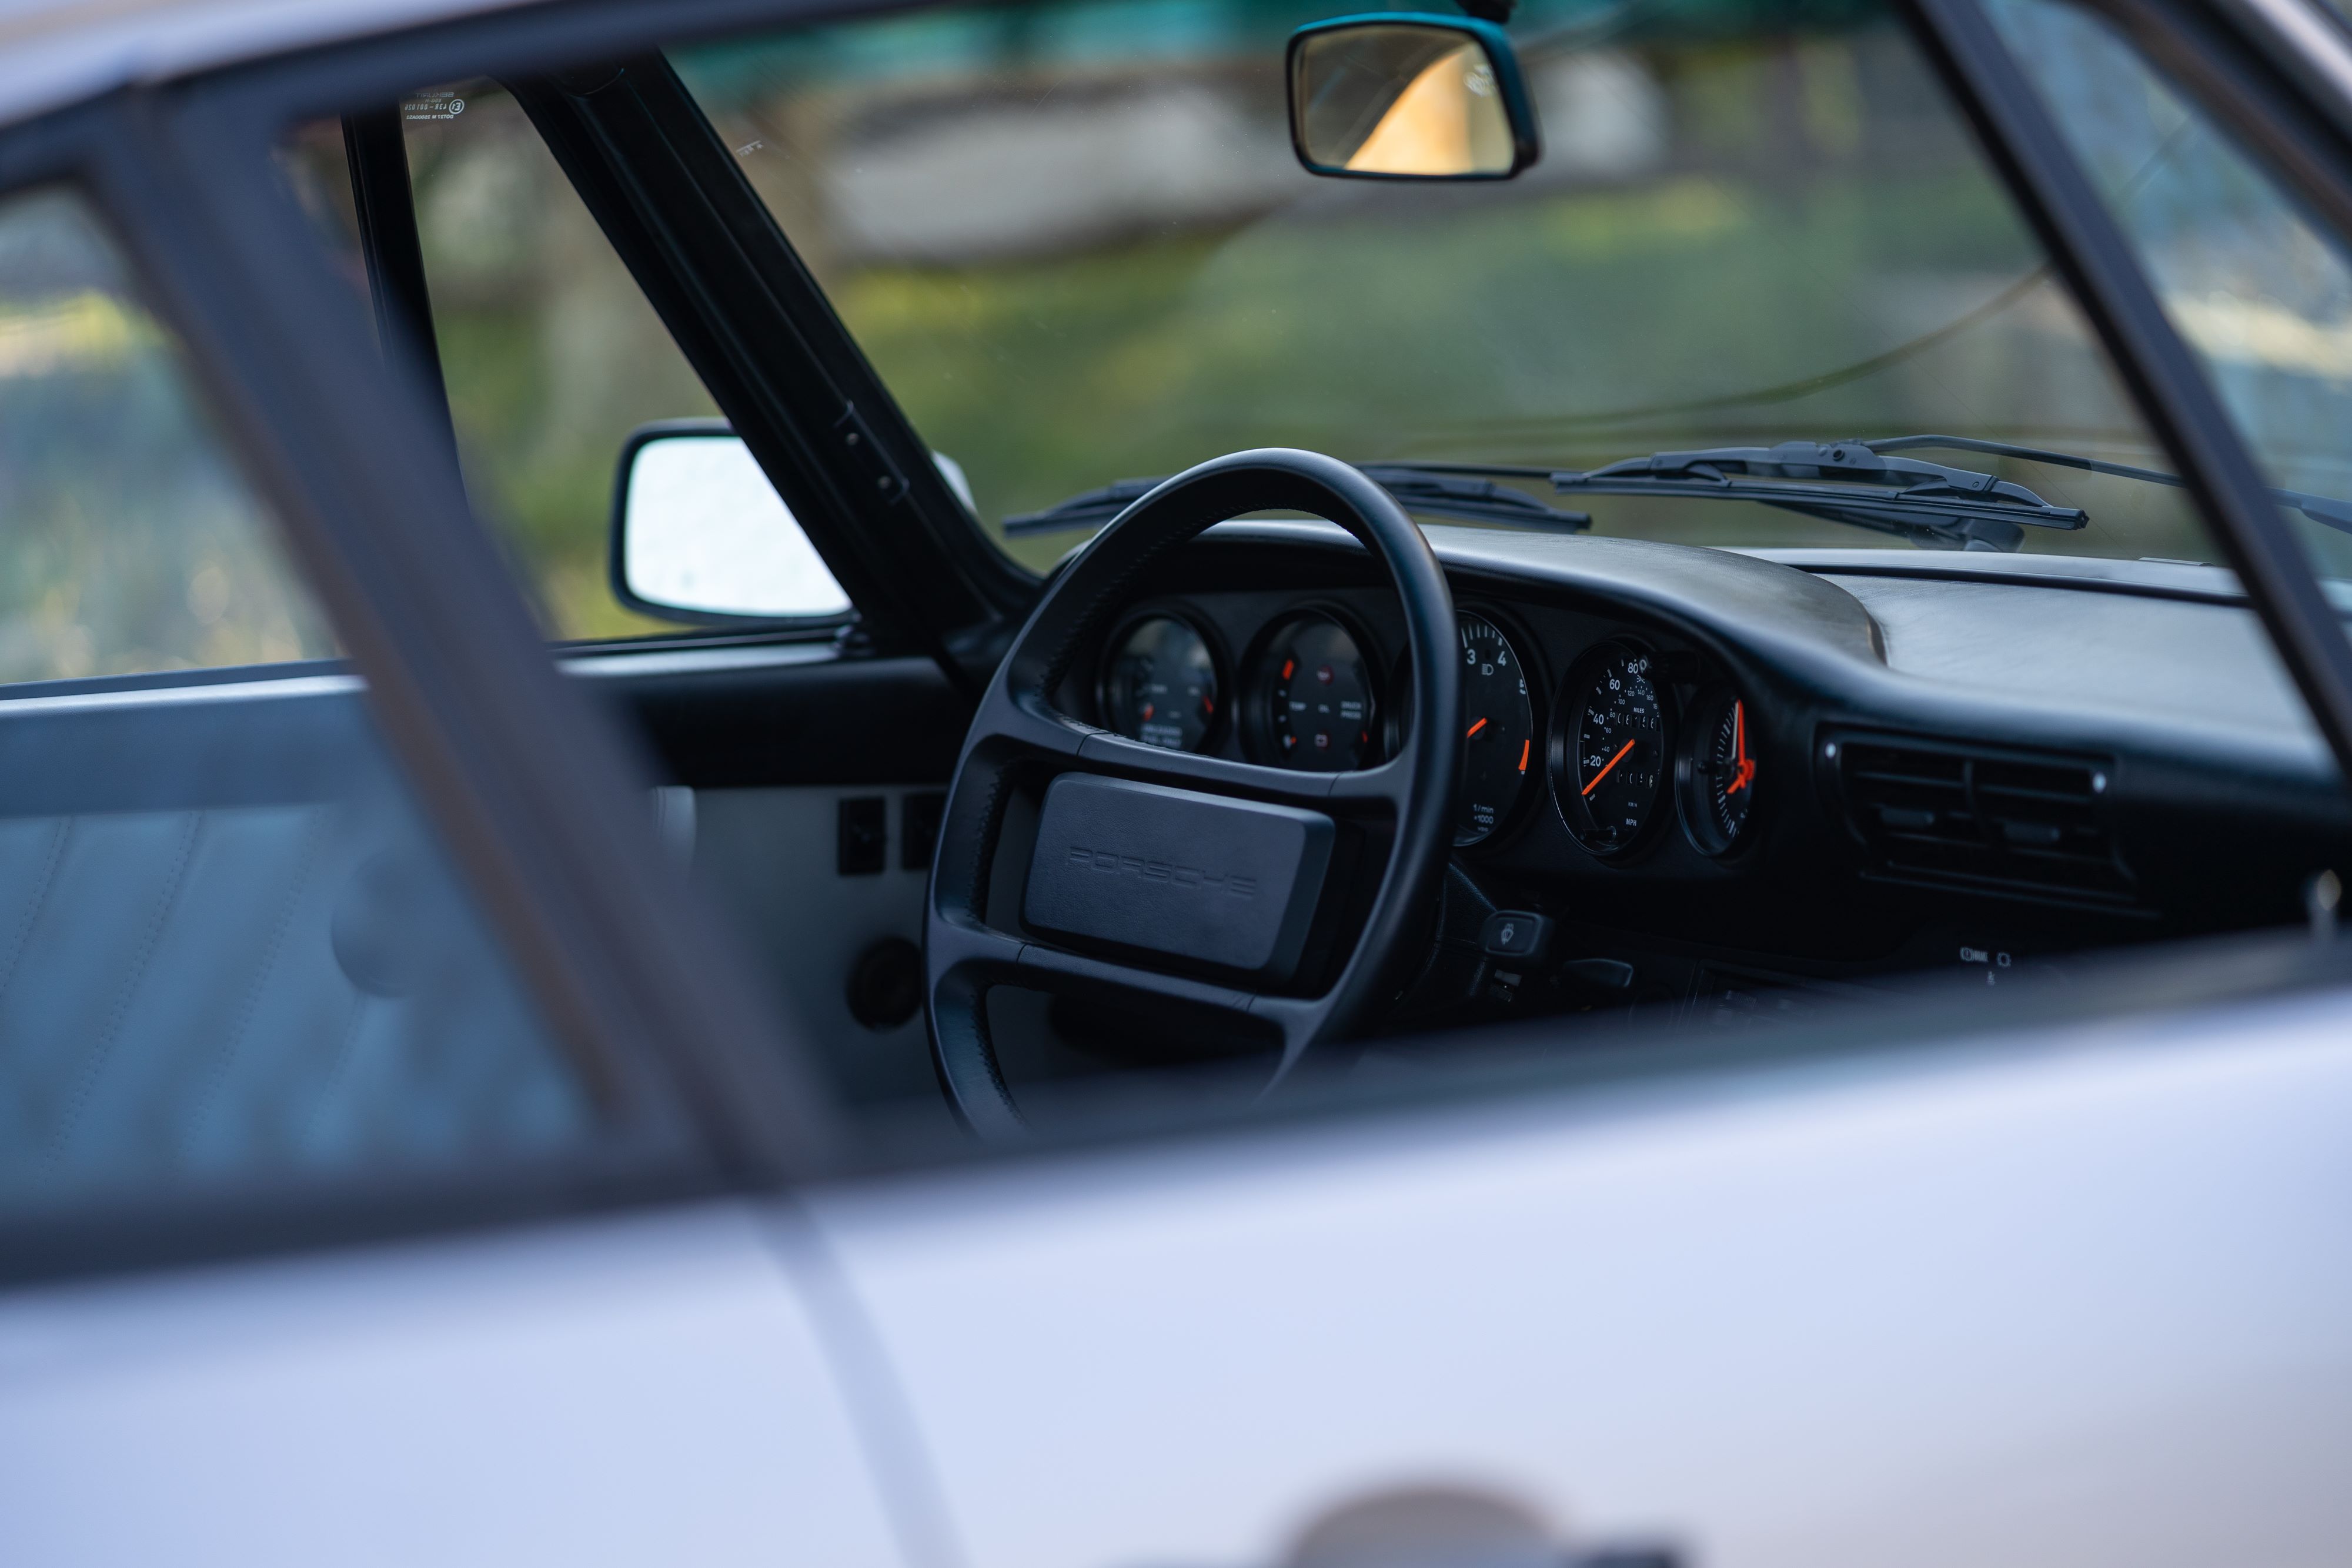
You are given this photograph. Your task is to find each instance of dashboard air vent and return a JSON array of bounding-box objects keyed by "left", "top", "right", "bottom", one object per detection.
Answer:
[{"left": 1831, "top": 733, "right": 2133, "bottom": 906}]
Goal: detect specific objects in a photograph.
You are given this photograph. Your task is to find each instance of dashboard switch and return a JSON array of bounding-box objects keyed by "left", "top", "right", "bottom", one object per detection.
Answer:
[
  {"left": 1480, "top": 910, "right": 1553, "bottom": 962},
  {"left": 838, "top": 795, "right": 887, "bottom": 874}
]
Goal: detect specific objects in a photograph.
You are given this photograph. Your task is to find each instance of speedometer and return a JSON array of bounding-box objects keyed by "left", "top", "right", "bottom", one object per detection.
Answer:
[{"left": 1555, "top": 641, "right": 1669, "bottom": 856}]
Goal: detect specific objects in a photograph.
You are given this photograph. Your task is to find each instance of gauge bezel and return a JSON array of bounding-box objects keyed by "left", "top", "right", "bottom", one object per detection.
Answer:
[
  {"left": 1242, "top": 603, "right": 1387, "bottom": 772},
  {"left": 1549, "top": 636, "right": 1678, "bottom": 860},
  {"left": 1444, "top": 602, "right": 1548, "bottom": 852},
  {"left": 1093, "top": 603, "right": 1231, "bottom": 755},
  {"left": 1676, "top": 681, "right": 1760, "bottom": 859}
]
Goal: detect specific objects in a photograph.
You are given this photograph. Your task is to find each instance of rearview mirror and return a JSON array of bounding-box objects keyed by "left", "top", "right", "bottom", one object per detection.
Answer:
[
  {"left": 610, "top": 422, "right": 852, "bottom": 624},
  {"left": 1288, "top": 15, "right": 1539, "bottom": 180}
]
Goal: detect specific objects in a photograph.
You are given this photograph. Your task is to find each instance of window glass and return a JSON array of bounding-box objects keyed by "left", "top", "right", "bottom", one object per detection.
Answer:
[
  {"left": 1986, "top": 0, "right": 2352, "bottom": 587},
  {"left": 0, "top": 185, "right": 598, "bottom": 1223},
  {"left": 0, "top": 191, "right": 335, "bottom": 683},
  {"left": 275, "top": 118, "right": 368, "bottom": 317},
  {"left": 404, "top": 83, "right": 734, "bottom": 638},
  {"left": 672, "top": 0, "right": 2219, "bottom": 573},
  {"left": 248, "top": 1, "right": 2352, "bottom": 1161},
  {"left": 280, "top": 91, "right": 762, "bottom": 640}
]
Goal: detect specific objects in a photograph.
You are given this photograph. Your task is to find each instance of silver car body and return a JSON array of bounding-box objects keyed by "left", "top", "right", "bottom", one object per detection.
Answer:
[{"left": 0, "top": 3, "right": 2348, "bottom": 1566}]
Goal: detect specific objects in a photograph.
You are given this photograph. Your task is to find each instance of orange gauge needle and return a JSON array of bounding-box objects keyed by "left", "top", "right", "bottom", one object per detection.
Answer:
[
  {"left": 1465, "top": 717, "right": 1488, "bottom": 739},
  {"left": 1517, "top": 737, "right": 1530, "bottom": 773},
  {"left": 1725, "top": 700, "right": 1756, "bottom": 796},
  {"left": 1582, "top": 737, "right": 1638, "bottom": 797}
]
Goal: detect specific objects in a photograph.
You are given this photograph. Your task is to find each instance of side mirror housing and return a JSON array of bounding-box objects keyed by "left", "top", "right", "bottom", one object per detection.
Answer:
[
  {"left": 1288, "top": 14, "right": 1540, "bottom": 180},
  {"left": 609, "top": 421, "right": 852, "bottom": 624}
]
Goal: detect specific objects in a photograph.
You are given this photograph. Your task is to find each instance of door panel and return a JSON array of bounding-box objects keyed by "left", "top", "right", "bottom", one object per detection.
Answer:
[
  {"left": 805, "top": 989, "right": 2352, "bottom": 1568},
  {"left": 0, "top": 798, "right": 567, "bottom": 1184},
  {"left": 0, "top": 1202, "right": 906, "bottom": 1568},
  {"left": 691, "top": 784, "right": 941, "bottom": 1110},
  {"left": 0, "top": 680, "right": 587, "bottom": 1194},
  {"left": 587, "top": 645, "right": 967, "bottom": 1119},
  {"left": 7, "top": 645, "right": 970, "bottom": 1138}
]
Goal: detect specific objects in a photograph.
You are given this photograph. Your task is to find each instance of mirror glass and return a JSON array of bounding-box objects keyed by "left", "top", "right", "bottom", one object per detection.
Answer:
[
  {"left": 1292, "top": 23, "right": 1516, "bottom": 178},
  {"left": 619, "top": 432, "right": 851, "bottom": 620}
]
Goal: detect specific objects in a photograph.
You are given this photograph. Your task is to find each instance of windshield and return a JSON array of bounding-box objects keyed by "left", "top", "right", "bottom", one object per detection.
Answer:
[{"left": 671, "top": 0, "right": 2220, "bottom": 573}]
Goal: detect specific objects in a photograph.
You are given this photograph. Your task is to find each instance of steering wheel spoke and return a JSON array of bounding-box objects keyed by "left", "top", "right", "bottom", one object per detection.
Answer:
[
  {"left": 1325, "top": 755, "right": 1414, "bottom": 808},
  {"left": 973, "top": 686, "right": 1100, "bottom": 761},
  {"left": 1020, "top": 942, "right": 1331, "bottom": 1080},
  {"left": 926, "top": 913, "right": 1027, "bottom": 981},
  {"left": 1244, "top": 994, "right": 1326, "bottom": 1064},
  {"left": 1073, "top": 731, "right": 1361, "bottom": 811},
  {"left": 1014, "top": 940, "right": 1261, "bottom": 1015}
]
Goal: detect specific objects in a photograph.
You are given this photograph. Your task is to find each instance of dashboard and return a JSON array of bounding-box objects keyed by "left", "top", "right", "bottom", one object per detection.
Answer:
[{"left": 1047, "top": 521, "right": 2352, "bottom": 1029}]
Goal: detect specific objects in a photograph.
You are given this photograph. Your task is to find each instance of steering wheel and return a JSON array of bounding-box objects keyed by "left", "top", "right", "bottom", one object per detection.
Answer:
[{"left": 924, "top": 449, "right": 1461, "bottom": 1138}]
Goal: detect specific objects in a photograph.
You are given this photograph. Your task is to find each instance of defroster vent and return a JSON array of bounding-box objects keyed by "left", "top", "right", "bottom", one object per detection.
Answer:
[{"left": 1829, "top": 733, "right": 2134, "bottom": 907}]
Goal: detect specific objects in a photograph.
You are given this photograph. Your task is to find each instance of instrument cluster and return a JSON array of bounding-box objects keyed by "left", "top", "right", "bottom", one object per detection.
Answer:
[{"left": 1093, "top": 597, "right": 1763, "bottom": 864}]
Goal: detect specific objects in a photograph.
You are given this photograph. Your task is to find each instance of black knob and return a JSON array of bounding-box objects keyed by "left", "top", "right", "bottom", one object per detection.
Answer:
[{"left": 846, "top": 937, "right": 923, "bottom": 1031}]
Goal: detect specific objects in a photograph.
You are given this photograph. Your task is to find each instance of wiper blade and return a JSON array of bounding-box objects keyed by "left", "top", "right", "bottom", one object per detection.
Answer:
[
  {"left": 1355, "top": 466, "right": 1592, "bottom": 533},
  {"left": 999, "top": 465, "right": 1592, "bottom": 538},
  {"left": 1550, "top": 439, "right": 2087, "bottom": 553},
  {"left": 1863, "top": 433, "right": 2352, "bottom": 535},
  {"left": 1001, "top": 479, "right": 1161, "bottom": 536}
]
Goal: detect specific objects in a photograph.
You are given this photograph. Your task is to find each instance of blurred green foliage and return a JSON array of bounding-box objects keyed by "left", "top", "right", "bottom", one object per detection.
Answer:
[
  {"left": 403, "top": 89, "right": 720, "bottom": 639},
  {"left": 691, "top": 0, "right": 2213, "bottom": 572},
  {"left": 0, "top": 190, "right": 333, "bottom": 684}
]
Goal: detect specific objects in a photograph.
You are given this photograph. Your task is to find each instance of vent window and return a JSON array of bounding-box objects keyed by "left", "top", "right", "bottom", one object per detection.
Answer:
[{"left": 1830, "top": 734, "right": 2133, "bottom": 906}]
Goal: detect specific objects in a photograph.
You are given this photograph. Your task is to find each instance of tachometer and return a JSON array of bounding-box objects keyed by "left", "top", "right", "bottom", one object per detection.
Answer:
[
  {"left": 1101, "top": 614, "right": 1220, "bottom": 752},
  {"left": 1679, "top": 684, "right": 1757, "bottom": 855},
  {"left": 1555, "top": 641, "right": 1669, "bottom": 855},
  {"left": 1455, "top": 611, "right": 1536, "bottom": 847},
  {"left": 1257, "top": 612, "right": 1377, "bottom": 771}
]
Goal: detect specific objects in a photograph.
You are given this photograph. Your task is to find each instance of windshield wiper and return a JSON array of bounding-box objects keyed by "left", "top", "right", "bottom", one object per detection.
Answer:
[
  {"left": 1862, "top": 433, "right": 2352, "bottom": 536},
  {"left": 999, "top": 464, "right": 1592, "bottom": 537},
  {"left": 1000, "top": 437, "right": 2352, "bottom": 554},
  {"left": 1546, "top": 439, "right": 2086, "bottom": 552},
  {"left": 1538, "top": 434, "right": 2352, "bottom": 549}
]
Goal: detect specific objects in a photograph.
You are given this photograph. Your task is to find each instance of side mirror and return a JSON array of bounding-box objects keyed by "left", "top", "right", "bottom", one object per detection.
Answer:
[
  {"left": 610, "top": 422, "right": 852, "bottom": 624},
  {"left": 1288, "top": 14, "right": 1540, "bottom": 180}
]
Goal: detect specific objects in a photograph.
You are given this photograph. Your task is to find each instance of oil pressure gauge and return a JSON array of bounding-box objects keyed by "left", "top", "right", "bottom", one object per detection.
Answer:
[{"left": 1252, "top": 610, "right": 1379, "bottom": 771}]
